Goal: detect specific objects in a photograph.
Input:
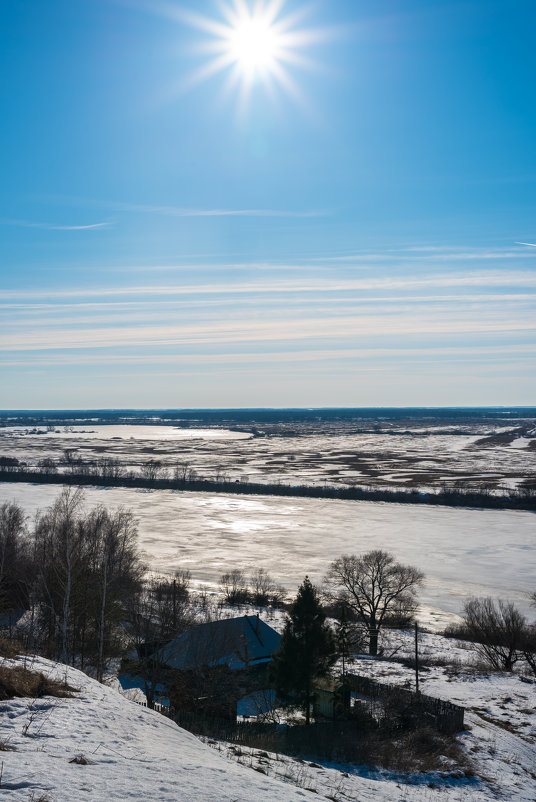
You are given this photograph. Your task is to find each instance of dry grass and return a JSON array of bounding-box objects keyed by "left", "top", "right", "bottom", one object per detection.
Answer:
[
  {"left": 69, "top": 754, "right": 92, "bottom": 765},
  {"left": 0, "top": 636, "right": 24, "bottom": 659},
  {"left": 0, "top": 738, "right": 16, "bottom": 751},
  {"left": 0, "top": 665, "right": 77, "bottom": 700},
  {"left": 369, "top": 727, "right": 474, "bottom": 776}
]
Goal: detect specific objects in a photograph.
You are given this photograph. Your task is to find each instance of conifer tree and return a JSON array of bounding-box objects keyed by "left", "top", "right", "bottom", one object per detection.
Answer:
[
  {"left": 335, "top": 605, "right": 356, "bottom": 677},
  {"left": 270, "top": 576, "right": 337, "bottom": 724}
]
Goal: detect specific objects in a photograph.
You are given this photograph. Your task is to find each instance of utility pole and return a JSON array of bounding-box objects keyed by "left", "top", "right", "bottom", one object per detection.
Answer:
[{"left": 414, "top": 620, "right": 420, "bottom": 694}]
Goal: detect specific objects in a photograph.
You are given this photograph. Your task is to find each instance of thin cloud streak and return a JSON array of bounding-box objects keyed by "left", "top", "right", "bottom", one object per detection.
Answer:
[
  {"left": 42, "top": 195, "right": 328, "bottom": 219},
  {"left": 3, "top": 271, "right": 536, "bottom": 300},
  {"left": 312, "top": 249, "right": 536, "bottom": 262},
  {"left": 111, "top": 202, "right": 328, "bottom": 218},
  {"left": 1, "top": 343, "right": 534, "bottom": 368},
  {"left": 2, "top": 312, "right": 535, "bottom": 351},
  {"left": 0, "top": 218, "right": 111, "bottom": 231},
  {"left": 4, "top": 296, "right": 535, "bottom": 329},
  {"left": 2, "top": 292, "right": 534, "bottom": 313}
]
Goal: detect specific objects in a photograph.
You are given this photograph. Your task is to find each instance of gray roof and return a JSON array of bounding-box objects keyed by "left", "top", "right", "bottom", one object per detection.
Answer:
[{"left": 160, "top": 615, "right": 281, "bottom": 671}]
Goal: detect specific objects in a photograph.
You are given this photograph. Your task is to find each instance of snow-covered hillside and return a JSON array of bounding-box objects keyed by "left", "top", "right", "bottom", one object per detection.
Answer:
[
  {"left": 0, "top": 650, "right": 535, "bottom": 802},
  {"left": 0, "top": 656, "right": 317, "bottom": 801}
]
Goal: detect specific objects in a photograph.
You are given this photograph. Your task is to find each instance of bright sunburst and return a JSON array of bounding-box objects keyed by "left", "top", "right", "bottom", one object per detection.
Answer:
[
  {"left": 228, "top": 17, "right": 280, "bottom": 72},
  {"left": 175, "top": 0, "right": 320, "bottom": 108}
]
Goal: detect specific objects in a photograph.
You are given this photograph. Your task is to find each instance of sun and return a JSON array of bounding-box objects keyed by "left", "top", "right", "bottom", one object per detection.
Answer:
[
  {"left": 171, "top": 0, "right": 321, "bottom": 108},
  {"left": 227, "top": 17, "right": 280, "bottom": 73}
]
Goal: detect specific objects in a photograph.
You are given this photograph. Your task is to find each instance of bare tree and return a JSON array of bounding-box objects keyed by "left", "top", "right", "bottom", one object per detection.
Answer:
[
  {"left": 0, "top": 502, "right": 32, "bottom": 623},
  {"left": 173, "top": 463, "right": 197, "bottom": 483},
  {"left": 219, "top": 569, "right": 249, "bottom": 605},
  {"left": 33, "top": 486, "right": 85, "bottom": 663},
  {"left": 249, "top": 569, "right": 275, "bottom": 606},
  {"left": 89, "top": 507, "right": 144, "bottom": 681},
  {"left": 32, "top": 491, "right": 144, "bottom": 674},
  {"left": 325, "top": 550, "right": 424, "bottom": 655},
  {"left": 461, "top": 597, "right": 527, "bottom": 671},
  {"left": 94, "top": 457, "right": 123, "bottom": 480},
  {"left": 140, "top": 460, "right": 167, "bottom": 481},
  {"left": 525, "top": 592, "right": 536, "bottom": 675},
  {"left": 37, "top": 457, "right": 58, "bottom": 474},
  {"left": 522, "top": 624, "right": 536, "bottom": 677}
]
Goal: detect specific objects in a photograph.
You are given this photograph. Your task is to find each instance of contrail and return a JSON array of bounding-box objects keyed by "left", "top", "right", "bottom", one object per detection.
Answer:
[{"left": 515, "top": 241, "right": 536, "bottom": 247}]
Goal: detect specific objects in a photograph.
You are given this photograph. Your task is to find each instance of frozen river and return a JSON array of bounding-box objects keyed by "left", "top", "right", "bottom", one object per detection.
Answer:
[{"left": 2, "top": 482, "right": 534, "bottom": 628}]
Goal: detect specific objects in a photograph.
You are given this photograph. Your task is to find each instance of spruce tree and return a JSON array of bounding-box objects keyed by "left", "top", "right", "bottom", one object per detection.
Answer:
[
  {"left": 335, "top": 605, "right": 355, "bottom": 677},
  {"left": 270, "top": 576, "right": 337, "bottom": 724}
]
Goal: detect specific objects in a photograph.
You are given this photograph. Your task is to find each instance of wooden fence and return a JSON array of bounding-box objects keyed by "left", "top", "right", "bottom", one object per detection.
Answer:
[{"left": 346, "top": 673, "right": 465, "bottom": 733}]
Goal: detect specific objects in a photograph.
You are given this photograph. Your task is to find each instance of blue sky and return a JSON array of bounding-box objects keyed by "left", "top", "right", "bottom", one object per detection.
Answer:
[{"left": 1, "top": 0, "right": 535, "bottom": 408}]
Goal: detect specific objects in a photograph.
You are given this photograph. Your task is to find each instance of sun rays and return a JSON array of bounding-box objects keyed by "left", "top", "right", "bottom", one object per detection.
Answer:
[{"left": 157, "top": 0, "right": 323, "bottom": 110}]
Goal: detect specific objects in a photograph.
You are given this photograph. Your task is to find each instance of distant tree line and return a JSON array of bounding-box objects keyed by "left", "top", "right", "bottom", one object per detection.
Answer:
[{"left": 1, "top": 454, "right": 535, "bottom": 511}]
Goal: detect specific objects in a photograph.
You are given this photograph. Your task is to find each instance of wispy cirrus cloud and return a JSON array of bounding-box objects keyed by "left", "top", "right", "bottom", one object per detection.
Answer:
[
  {"left": 2, "top": 310, "right": 535, "bottom": 351},
  {"left": 108, "top": 202, "right": 327, "bottom": 218},
  {"left": 1, "top": 342, "right": 534, "bottom": 369},
  {"left": 41, "top": 194, "right": 328, "bottom": 219},
  {"left": 0, "top": 218, "right": 111, "bottom": 231},
  {"left": 2, "top": 293, "right": 534, "bottom": 321},
  {"left": 2, "top": 270, "right": 536, "bottom": 300},
  {"left": 312, "top": 247, "right": 536, "bottom": 262}
]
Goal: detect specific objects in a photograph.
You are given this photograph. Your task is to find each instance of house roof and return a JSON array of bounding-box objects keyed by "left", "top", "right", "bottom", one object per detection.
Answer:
[{"left": 159, "top": 615, "right": 281, "bottom": 671}]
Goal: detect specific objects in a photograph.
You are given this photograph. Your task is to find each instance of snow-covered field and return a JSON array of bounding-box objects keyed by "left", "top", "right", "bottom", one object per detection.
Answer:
[
  {"left": 1, "top": 645, "right": 534, "bottom": 802},
  {"left": 2, "top": 483, "right": 535, "bottom": 627},
  {"left": 1, "top": 419, "right": 534, "bottom": 491}
]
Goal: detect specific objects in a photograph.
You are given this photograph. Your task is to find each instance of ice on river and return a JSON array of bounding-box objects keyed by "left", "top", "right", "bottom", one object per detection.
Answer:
[
  {"left": 2, "top": 482, "right": 534, "bottom": 627},
  {"left": 1, "top": 424, "right": 252, "bottom": 441}
]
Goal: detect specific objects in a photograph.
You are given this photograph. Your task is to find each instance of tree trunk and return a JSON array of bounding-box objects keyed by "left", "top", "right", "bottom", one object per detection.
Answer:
[
  {"left": 97, "top": 560, "right": 108, "bottom": 683},
  {"left": 369, "top": 624, "right": 378, "bottom": 656},
  {"left": 61, "top": 548, "right": 72, "bottom": 664}
]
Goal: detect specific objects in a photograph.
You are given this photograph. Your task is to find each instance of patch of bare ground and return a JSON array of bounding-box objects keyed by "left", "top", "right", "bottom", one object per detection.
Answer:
[
  {"left": 469, "top": 709, "right": 534, "bottom": 742},
  {"left": 471, "top": 432, "right": 521, "bottom": 448}
]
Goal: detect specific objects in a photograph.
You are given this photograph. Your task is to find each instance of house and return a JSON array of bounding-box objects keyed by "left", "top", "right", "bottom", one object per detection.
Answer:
[
  {"left": 159, "top": 614, "right": 281, "bottom": 672},
  {"left": 120, "top": 615, "right": 281, "bottom": 718},
  {"left": 161, "top": 615, "right": 281, "bottom": 720}
]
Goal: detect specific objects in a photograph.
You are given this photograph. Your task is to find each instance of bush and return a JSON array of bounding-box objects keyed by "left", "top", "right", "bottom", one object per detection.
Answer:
[{"left": 459, "top": 598, "right": 528, "bottom": 671}]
